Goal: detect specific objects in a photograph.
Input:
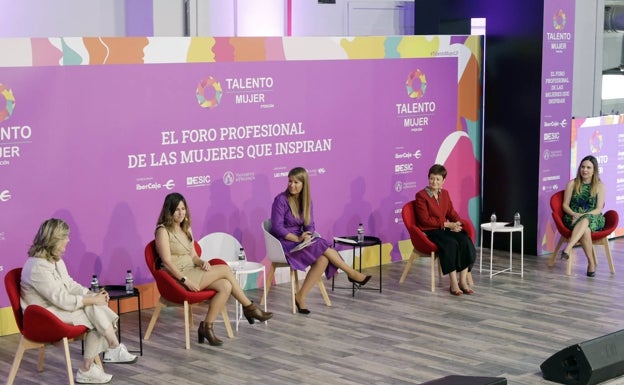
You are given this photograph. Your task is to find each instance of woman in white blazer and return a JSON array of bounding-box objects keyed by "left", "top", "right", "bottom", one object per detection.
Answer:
[{"left": 21, "top": 218, "right": 138, "bottom": 384}]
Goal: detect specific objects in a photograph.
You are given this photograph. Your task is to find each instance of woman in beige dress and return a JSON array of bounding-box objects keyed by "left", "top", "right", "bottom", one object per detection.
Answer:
[
  {"left": 21, "top": 219, "right": 137, "bottom": 384},
  {"left": 155, "top": 192, "right": 273, "bottom": 346}
]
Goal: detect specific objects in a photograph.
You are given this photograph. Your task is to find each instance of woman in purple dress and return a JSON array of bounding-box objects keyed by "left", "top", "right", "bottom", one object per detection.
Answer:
[{"left": 270, "top": 167, "right": 371, "bottom": 314}]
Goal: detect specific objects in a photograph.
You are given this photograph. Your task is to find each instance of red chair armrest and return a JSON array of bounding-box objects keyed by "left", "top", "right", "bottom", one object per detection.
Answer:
[
  {"left": 154, "top": 269, "right": 218, "bottom": 305},
  {"left": 405, "top": 222, "right": 438, "bottom": 254},
  {"left": 551, "top": 212, "right": 572, "bottom": 238},
  {"left": 460, "top": 219, "right": 476, "bottom": 242},
  {"left": 604, "top": 210, "right": 619, "bottom": 231}
]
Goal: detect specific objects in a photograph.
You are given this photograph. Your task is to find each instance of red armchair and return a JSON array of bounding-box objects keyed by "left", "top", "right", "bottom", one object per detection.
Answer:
[
  {"left": 547, "top": 190, "right": 618, "bottom": 275},
  {"left": 4, "top": 268, "right": 102, "bottom": 385},
  {"left": 399, "top": 200, "right": 475, "bottom": 291},
  {"left": 143, "top": 240, "right": 233, "bottom": 349}
]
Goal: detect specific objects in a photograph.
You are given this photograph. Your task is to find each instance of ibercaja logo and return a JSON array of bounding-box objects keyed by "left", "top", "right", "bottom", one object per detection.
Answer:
[
  {"left": 196, "top": 76, "right": 223, "bottom": 109},
  {"left": 0, "top": 83, "right": 16, "bottom": 122},
  {"left": 405, "top": 69, "right": 427, "bottom": 99}
]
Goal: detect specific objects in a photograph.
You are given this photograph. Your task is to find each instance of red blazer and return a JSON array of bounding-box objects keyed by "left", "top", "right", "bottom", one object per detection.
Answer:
[{"left": 414, "top": 188, "right": 461, "bottom": 231}]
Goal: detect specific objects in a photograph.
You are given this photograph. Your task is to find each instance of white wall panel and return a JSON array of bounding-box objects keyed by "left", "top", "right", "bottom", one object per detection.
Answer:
[{"left": 0, "top": 0, "right": 125, "bottom": 37}]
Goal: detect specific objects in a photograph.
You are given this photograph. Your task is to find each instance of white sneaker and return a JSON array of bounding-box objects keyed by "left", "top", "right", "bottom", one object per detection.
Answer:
[
  {"left": 75, "top": 362, "right": 113, "bottom": 384},
  {"left": 103, "top": 343, "right": 138, "bottom": 364}
]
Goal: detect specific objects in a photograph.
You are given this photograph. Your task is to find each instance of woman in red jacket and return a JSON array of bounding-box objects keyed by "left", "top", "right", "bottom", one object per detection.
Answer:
[{"left": 415, "top": 164, "right": 476, "bottom": 296}]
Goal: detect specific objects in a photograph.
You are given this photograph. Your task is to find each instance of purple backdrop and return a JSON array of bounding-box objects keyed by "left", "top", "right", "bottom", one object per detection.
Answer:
[
  {"left": 573, "top": 116, "right": 624, "bottom": 236},
  {"left": 0, "top": 57, "right": 459, "bottom": 306}
]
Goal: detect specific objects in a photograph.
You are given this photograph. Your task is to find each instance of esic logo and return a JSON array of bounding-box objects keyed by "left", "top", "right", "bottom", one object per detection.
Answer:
[
  {"left": 406, "top": 70, "right": 427, "bottom": 99},
  {"left": 0, "top": 189, "right": 11, "bottom": 202},
  {"left": 196, "top": 76, "right": 223, "bottom": 109},
  {"left": 187, "top": 175, "right": 211, "bottom": 187},
  {"left": 0, "top": 83, "right": 16, "bottom": 122},
  {"left": 543, "top": 132, "right": 560, "bottom": 142},
  {"left": 395, "top": 163, "right": 414, "bottom": 173}
]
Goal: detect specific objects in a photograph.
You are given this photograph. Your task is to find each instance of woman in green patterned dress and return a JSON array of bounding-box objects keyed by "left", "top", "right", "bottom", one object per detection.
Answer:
[{"left": 561, "top": 155, "right": 606, "bottom": 276}]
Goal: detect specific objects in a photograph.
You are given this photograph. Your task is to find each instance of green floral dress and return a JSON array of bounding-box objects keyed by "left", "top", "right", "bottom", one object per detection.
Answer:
[{"left": 563, "top": 183, "right": 605, "bottom": 231}]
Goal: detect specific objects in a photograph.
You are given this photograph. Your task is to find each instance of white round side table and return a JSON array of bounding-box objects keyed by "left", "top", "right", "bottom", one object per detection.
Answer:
[{"left": 479, "top": 222, "right": 524, "bottom": 278}]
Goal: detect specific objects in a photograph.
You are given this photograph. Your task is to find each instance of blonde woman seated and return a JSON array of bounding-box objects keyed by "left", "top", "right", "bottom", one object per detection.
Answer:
[
  {"left": 560, "top": 155, "right": 606, "bottom": 277},
  {"left": 270, "top": 167, "right": 371, "bottom": 314},
  {"left": 21, "top": 219, "right": 137, "bottom": 384}
]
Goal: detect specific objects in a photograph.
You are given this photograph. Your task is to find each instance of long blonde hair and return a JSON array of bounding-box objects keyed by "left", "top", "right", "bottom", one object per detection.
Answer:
[
  {"left": 286, "top": 167, "right": 311, "bottom": 226},
  {"left": 28, "top": 218, "right": 69, "bottom": 262},
  {"left": 573, "top": 155, "right": 601, "bottom": 196}
]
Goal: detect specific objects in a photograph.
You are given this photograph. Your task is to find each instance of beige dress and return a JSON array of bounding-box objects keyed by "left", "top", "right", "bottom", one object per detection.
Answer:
[{"left": 158, "top": 225, "right": 205, "bottom": 286}]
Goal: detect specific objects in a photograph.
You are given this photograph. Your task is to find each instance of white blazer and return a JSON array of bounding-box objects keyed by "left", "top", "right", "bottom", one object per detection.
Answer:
[{"left": 20, "top": 257, "right": 93, "bottom": 327}]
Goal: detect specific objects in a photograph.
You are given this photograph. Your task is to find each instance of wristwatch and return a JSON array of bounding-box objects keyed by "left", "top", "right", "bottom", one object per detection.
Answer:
[{"left": 179, "top": 276, "right": 187, "bottom": 284}]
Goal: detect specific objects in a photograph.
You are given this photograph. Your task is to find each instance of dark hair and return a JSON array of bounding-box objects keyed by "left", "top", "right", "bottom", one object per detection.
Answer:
[
  {"left": 428, "top": 164, "right": 447, "bottom": 179},
  {"left": 156, "top": 192, "right": 192, "bottom": 240}
]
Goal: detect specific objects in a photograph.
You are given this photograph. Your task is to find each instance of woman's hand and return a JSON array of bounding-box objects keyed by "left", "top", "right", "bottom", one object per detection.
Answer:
[
  {"left": 300, "top": 231, "right": 312, "bottom": 242},
  {"left": 85, "top": 290, "right": 109, "bottom": 306},
  {"left": 449, "top": 221, "right": 463, "bottom": 232},
  {"left": 199, "top": 260, "right": 212, "bottom": 271},
  {"left": 183, "top": 281, "right": 200, "bottom": 292}
]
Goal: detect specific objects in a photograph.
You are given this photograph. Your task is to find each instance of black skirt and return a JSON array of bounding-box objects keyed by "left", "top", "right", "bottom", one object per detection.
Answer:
[{"left": 423, "top": 229, "right": 476, "bottom": 275}]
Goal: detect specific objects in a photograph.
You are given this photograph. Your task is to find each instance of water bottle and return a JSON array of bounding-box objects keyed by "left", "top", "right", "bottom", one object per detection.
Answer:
[
  {"left": 514, "top": 212, "right": 521, "bottom": 227},
  {"left": 490, "top": 213, "right": 497, "bottom": 226},
  {"left": 90, "top": 274, "right": 99, "bottom": 293},
  {"left": 125, "top": 269, "right": 134, "bottom": 293},
  {"left": 238, "top": 247, "right": 246, "bottom": 269},
  {"left": 357, "top": 223, "right": 364, "bottom": 243}
]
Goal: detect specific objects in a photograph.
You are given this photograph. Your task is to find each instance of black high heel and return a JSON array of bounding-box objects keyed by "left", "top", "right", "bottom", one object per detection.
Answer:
[
  {"left": 295, "top": 299, "right": 311, "bottom": 315},
  {"left": 348, "top": 275, "right": 372, "bottom": 286},
  {"left": 242, "top": 302, "right": 273, "bottom": 324},
  {"left": 561, "top": 251, "right": 570, "bottom": 260}
]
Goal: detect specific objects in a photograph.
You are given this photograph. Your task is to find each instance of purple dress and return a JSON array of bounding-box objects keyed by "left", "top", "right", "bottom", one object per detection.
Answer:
[{"left": 270, "top": 192, "right": 339, "bottom": 279}]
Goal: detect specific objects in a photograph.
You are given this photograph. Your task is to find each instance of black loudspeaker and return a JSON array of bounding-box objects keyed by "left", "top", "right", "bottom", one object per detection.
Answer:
[
  {"left": 541, "top": 330, "right": 624, "bottom": 385},
  {"left": 420, "top": 375, "right": 507, "bottom": 385}
]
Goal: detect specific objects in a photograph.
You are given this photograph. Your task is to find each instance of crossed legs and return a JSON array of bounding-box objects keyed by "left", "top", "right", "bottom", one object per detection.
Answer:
[
  {"left": 199, "top": 265, "right": 252, "bottom": 323},
  {"left": 81, "top": 326, "right": 119, "bottom": 371},
  {"left": 562, "top": 218, "right": 595, "bottom": 273},
  {"left": 295, "top": 248, "right": 368, "bottom": 309}
]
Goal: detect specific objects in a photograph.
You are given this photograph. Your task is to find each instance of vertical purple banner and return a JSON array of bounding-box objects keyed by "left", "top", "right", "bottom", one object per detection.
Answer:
[{"left": 538, "top": 0, "right": 575, "bottom": 255}]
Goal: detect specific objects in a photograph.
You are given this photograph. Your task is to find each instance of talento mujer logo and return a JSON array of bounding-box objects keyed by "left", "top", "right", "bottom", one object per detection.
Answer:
[
  {"left": 405, "top": 69, "right": 427, "bottom": 99},
  {"left": 0, "top": 83, "right": 16, "bottom": 122},
  {"left": 196, "top": 76, "right": 223, "bottom": 109}
]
